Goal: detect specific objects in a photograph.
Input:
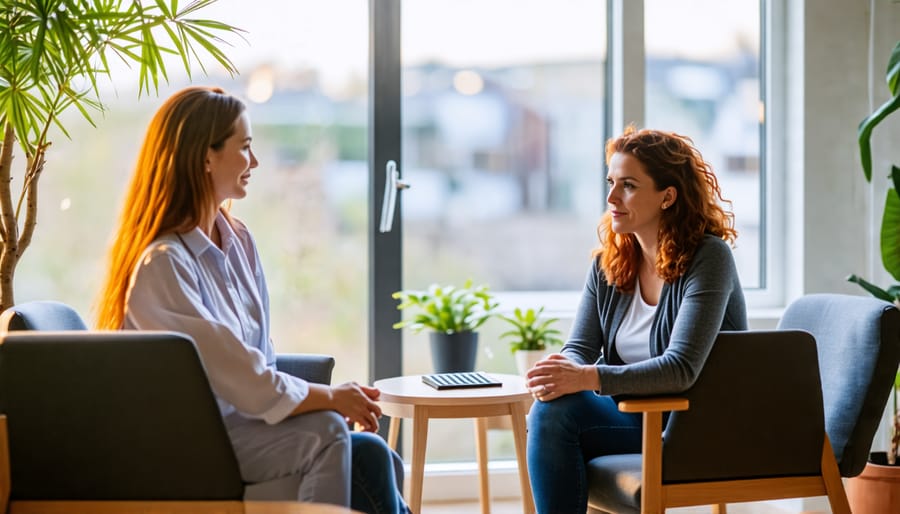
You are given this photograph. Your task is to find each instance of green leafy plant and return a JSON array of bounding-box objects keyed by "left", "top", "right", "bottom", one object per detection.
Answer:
[
  {"left": 499, "top": 306, "right": 563, "bottom": 353},
  {"left": 392, "top": 279, "right": 498, "bottom": 334},
  {"left": 846, "top": 40, "right": 900, "bottom": 465},
  {"left": 0, "top": 0, "right": 242, "bottom": 310}
]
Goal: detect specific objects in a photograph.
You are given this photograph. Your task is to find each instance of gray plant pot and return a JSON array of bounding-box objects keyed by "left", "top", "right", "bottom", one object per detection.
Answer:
[{"left": 429, "top": 331, "right": 478, "bottom": 373}]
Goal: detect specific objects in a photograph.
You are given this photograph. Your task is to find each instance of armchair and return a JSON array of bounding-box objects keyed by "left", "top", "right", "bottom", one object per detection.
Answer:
[
  {"left": 585, "top": 294, "right": 900, "bottom": 514},
  {"left": 0, "top": 302, "right": 339, "bottom": 514},
  {"left": 0, "top": 300, "right": 337, "bottom": 386}
]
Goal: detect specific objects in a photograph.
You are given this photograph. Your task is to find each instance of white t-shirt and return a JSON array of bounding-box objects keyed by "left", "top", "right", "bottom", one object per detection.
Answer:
[{"left": 614, "top": 278, "right": 656, "bottom": 363}]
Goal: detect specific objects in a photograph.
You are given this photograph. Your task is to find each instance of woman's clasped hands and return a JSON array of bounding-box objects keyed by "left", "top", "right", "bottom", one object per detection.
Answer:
[
  {"left": 331, "top": 382, "right": 382, "bottom": 432},
  {"left": 525, "top": 354, "right": 599, "bottom": 402}
]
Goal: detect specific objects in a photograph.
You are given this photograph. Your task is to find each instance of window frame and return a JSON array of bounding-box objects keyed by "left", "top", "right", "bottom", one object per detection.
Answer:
[{"left": 369, "top": 0, "right": 783, "bottom": 382}]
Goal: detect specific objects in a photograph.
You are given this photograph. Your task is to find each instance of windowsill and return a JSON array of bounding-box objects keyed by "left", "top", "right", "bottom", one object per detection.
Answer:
[{"left": 748, "top": 307, "right": 784, "bottom": 329}]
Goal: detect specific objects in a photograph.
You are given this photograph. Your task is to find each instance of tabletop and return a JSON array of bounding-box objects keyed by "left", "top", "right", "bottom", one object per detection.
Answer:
[{"left": 374, "top": 373, "right": 531, "bottom": 406}]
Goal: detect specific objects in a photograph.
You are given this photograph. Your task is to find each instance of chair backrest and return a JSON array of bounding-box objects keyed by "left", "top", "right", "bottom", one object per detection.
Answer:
[
  {"left": 661, "top": 330, "right": 825, "bottom": 482},
  {"left": 777, "top": 293, "right": 900, "bottom": 477},
  {"left": 0, "top": 301, "right": 88, "bottom": 331},
  {"left": 0, "top": 330, "right": 244, "bottom": 500}
]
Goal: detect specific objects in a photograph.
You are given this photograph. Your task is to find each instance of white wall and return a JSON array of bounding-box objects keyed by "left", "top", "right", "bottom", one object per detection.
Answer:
[{"left": 791, "top": 0, "right": 900, "bottom": 299}]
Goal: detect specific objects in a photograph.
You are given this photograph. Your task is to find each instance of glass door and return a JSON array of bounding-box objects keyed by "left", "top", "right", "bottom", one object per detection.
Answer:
[{"left": 397, "top": 0, "right": 608, "bottom": 464}]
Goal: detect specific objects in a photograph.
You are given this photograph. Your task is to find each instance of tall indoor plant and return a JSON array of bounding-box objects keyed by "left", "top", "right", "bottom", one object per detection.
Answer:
[
  {"left": 0, "top": 0, "right": 241, "bottom": 311},
  {"left": 845, "top": 39, "right": 900, "bottom": 513},
  {"left": 847, "top": 39, "right": 900, "bottom": 466},
  {"left": 393, "top": 280, "right": 498, "bottom": 373}
]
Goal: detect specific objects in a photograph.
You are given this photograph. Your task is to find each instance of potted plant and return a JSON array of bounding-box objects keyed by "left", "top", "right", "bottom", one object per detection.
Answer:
[
  {"left": 392, "top": 279, "right": 498, "bottom": 373},
  {"left": 0, "top": 0, "right": 241, "bottom": 311},
  {"left": 845, "top": 40, "right": 900, "bottom": 512},
  {"left": 499, "top": 306, "right": 563, "bottom": 375}
]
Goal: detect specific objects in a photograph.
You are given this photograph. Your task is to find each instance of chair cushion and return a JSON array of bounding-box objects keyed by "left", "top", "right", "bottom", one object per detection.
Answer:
[
  {"left": 777, "top": 294, "right": 900, "bottom": 477},
  {"left": 586, "top": 454, "right": 641, "bottom": 514}
]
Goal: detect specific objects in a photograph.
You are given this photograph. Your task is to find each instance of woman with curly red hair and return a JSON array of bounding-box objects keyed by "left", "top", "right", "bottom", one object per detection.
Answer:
[{"left": 525, "top": 126, "right": 747, "bottom": 513}]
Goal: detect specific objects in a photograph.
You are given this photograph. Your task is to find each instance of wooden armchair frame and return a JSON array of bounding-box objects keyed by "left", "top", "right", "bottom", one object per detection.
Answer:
[{"left": 620, "top": 397, "right": 850, "bottom": 514}]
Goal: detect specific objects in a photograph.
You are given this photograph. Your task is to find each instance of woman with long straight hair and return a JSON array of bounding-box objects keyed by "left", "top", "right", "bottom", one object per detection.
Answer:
[
  {"left": 525, "top": 126, "right": 748, "bottom": 513},
  {"left": 97, "top": 86, "right": 408, "bottom": 514}
]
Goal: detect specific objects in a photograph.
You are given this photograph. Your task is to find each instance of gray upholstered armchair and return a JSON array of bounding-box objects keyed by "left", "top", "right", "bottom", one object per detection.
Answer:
[
  {"left": 0, "top": 301, "right": 337, "bottom": 514},
  {"left": 0, "top": 300, "right": 336, "bottom": 386},
  {"left": 585, "top": 294, "right": 900, "bottom": 514}
]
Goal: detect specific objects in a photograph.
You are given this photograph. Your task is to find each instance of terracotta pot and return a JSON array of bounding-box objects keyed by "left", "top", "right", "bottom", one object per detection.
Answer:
[{"left": 846, "top": 452, "right": 900, "bottom": 514}]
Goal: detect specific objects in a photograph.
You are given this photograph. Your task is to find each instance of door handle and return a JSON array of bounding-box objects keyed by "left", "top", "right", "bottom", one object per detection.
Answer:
[{"left": 379, "top": 160, "right": 410, "bottom": 233}]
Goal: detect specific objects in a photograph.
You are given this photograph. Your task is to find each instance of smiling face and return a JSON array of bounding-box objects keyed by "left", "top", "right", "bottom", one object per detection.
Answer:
[
  {"left": 206, "top": 111, "right": 258, "bottom": 205},
  {"left": 606, "top": 152, "right": 675, "bottom": 246}
]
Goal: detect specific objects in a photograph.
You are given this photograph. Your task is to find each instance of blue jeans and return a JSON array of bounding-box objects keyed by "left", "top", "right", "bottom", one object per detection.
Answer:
[
  {"left": 350, "top": 432, "right": 411, "bottom": 514},
  {"left": 527, "top": 392, "right": 643, "bottom": 514}
]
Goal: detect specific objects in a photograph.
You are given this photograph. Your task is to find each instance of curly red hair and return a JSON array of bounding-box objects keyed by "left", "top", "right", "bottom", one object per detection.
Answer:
[{"left": 594, "top": 126, "right": 737, "bottom": 292}]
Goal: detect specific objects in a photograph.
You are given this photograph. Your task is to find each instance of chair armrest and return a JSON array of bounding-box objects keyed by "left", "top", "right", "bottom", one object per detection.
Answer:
[
  {"left": 618, "top": 397, "right": 689, "bottom": 414},
  {"left": 276, "top": 353, "right": 335, "bottom": 385},
  {"left": 615, "top": 397, "right": 686, "bottom": 513},
  {"left": 1, "top": 415, "right": 9, "bottom": 514}
]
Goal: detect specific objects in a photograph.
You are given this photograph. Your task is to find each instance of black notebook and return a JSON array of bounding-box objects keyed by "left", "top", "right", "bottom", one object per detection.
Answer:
[{"left": 421, "top": 371, "right": 503, "bottom": 390}]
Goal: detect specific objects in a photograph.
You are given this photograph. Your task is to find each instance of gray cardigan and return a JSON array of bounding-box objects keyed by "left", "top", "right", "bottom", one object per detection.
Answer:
[{"left": 562, "top": 234, "right": 748, "bottom": 396}]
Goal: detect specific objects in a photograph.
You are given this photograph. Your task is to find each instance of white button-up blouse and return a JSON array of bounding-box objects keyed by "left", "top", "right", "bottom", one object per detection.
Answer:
[{"left": 123, "top": 213, "right": 308, "bottom": 424}]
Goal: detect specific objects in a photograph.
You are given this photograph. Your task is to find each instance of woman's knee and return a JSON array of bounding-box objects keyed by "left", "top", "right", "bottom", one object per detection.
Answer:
[
  {"left": 299, "top": 410, "right": 351, "bottom": 451},
  {"left": 350, "top": 432, "right": 392, "bottom": 463},
  {"left": 351, "top": 432, "right": 403, "bottom": 486},
  {"left": 528, "top": 391, "right": 593, "bottom": 434},
  {"left": 320, "top": 410, "right": 352, "bottom": 435}
]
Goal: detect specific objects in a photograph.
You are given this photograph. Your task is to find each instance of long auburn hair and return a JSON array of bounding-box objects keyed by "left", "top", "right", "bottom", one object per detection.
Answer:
[
  {"left": 95, "top": 86, "right": 245, "bottom": 329},
  {"left": 594, "top": 126, "right": 737, "bottom": 292}
]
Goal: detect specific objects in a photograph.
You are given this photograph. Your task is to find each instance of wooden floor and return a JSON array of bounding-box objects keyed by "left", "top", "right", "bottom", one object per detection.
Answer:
[{"left": 421, "top": 499, "right": 819, "bottom": 514}]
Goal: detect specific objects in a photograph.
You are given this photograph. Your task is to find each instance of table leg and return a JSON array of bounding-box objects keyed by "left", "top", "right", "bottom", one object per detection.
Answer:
[
  {"left": 509, "top": 401, "right": 535, "bottom": 514},
  {"left": 387, "top": 416, "right": 400, "bottom": 450},
  {"left": 410, "top": 406, "right": 429, "bottom": 514},
  {"left": 474, "top": 417, "right": 491, "bottom": 514}
]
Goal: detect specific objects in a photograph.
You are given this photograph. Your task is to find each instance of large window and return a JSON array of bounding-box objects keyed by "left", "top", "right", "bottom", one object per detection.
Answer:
[
  {"left": 644, "top": 0, "right": 763, "bottom": 289},
  {"left": 16, "top": 0, "right": 372, "bottom": 385},
  {"left": 15, "top": 0, "right": 768, "bottom": 468}
]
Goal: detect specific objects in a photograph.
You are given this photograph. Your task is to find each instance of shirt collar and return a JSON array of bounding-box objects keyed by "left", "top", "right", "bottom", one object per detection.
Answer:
[{"left": 179, "top": 211, "right": 238, "bottom": 257}]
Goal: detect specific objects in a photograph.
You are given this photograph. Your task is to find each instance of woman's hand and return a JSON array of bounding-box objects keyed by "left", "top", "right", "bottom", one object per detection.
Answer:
[
  {"left": 330, "top": 382, "right": 383, "bottom": 432},
  {"left": 525, "top": 353, "right": 598, "bottom": 402}
]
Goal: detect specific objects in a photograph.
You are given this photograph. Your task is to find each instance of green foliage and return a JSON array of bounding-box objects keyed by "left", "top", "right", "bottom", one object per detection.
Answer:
[
  {"left": 0, "top": 0, "right": 243, "bottom": 155},
  {"left": 0, "top": 0, "right": 242, "bottom": 309},
  {"left": 499, "top": 306, "right": 563, "bottom": 353},
  {"left": 849, "top": 40, "right": 900, "bottom": 301},
  {"left": 392, "top": 279, "right": 498, "bottom": 335},
  {"left": 850, "top": 39, "right": 900, "bottom": 465}
]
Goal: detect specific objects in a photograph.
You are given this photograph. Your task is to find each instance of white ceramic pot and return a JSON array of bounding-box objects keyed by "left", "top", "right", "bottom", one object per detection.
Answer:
[{"left": 514, "top": 349, "right": 547, "bottom": 375}]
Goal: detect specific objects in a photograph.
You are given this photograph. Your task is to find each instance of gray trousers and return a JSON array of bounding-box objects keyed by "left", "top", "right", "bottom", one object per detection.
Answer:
[{"left": 226, "top": 410, "right": 351, "bottom": 506}]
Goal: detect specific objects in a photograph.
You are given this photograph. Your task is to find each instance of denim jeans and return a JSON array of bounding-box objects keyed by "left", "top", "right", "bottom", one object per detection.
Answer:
[
  {"left": 350, "top": 432, "right": 411, "bottom": 514},
  {"left": 527, "top": 391, "right": 643, "bottom": 514}
]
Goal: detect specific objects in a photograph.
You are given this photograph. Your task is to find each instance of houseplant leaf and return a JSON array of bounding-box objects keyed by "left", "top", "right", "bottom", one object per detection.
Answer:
[
  {"left": 859, "top": 93, "right": 900, "bottom": 183},
  {"left": 887, "top": 40, "right": 900, "bottom": 96},
  {"left": 847, "top": 274, "right": 894, "bottom": 302},
  {"left": 882, "top": 185, "right": 900, "bottom": 282}
]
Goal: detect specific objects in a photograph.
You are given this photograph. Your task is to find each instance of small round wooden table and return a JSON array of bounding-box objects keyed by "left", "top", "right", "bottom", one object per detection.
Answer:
[{"left": 373, "top": 373, "right": 535, "bottom": 514}]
